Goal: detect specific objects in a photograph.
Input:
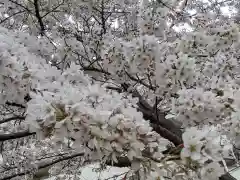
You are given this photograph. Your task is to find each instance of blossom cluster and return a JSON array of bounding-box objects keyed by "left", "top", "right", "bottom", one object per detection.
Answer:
[
  {"left": 180, "top": 126, "right": 234, "bottom": 180},
  {"left": 2, "top": 0, "right": 240, "bottom": 179},
  {"left": 0, "top": 26, "right": 171, "bottom": 175}
]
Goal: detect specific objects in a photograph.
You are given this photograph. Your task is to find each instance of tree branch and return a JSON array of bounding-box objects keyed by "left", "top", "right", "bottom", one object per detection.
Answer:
[
  {"left": 8, "top": 0, "right": 33, "bottom": 14},
  {"left": 0, "top": 130, "right": 35, "bottom": 141},
  {"left": 33, "top": 0, "right": 45, "bottom": 35},
  {"left": 0, "top": 10, "right": 25, "bottom": 24},
  {"left": 0, "top": 152, "right": 84, "bottom": 180},
  {"left": 5, "top": 101, "right": 26, "bottom": 108},
  {"left": 0, "top": 116, "right": 25, "bottom": 124},
  {"left": 151, "top": 123, "right": 182, "bottom": 146},
  {"left": 127, "top": 85, "right": 183, "bottom": 145},
  {"left": 82, "top": 66, "right": 182, "bottom": 145}
]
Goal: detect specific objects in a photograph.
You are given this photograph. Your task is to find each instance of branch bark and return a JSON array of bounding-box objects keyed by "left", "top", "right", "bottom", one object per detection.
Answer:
[
  {"left": 5, "top": 101, "right": 26, "bottom": 108},
  {"left": 33, "top": 0, "right": 45, "bottom": 35},
  {"left": 123, "top": 84, "right": 183, "bottom": 145},
  {"left": 0, "top": 130, "right": 35, "bottom": 141},
  {"left": 82, "top": 65, "right": 183, "bottom": 145}
]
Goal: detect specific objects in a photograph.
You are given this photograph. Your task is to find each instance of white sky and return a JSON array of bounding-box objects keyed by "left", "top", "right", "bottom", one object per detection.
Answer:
[{"left": 173, "top": 5, "right": 237, "bottom": 33}]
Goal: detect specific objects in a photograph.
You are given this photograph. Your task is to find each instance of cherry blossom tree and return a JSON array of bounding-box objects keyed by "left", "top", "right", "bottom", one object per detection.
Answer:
[{"left": 0, "top": 0, "right": 240, "bottom": 180}]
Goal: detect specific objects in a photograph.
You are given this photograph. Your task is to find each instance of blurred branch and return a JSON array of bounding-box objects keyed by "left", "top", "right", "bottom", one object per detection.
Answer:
[
  {"left": 0, "top": 152, "right": 84, "bottom": 180},
  {"left": 5, "top": 101, "right": 26, "bottom": 108},
  {"left": 8, "top": 0, "right": 33, "bottom": 14},
  {"left": 0, "top": 130, "right": 35, "bottom": 141},
  {"left": 0, "top": 116, "right": 25, "bottom": 124},
  {"left": 33, "top": 0, "right": 45, "bottom": 35}
]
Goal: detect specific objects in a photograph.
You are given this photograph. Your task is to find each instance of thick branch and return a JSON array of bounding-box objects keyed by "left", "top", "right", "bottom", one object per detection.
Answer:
[
  {"left": 126, "top": 85, "right": 183, "bottom": 145},
  {"left": 82, "top": 66, "right": 110, "bottom": 75},
  {"left": 0, "top": 130, "right": 35, "bottom": 141},
  {"left": 220, "top": 173, "right": 237, "bottom": 180},
  {"left": 82, "top": 66, "right": 183, "bottom": 145},
  {"left": 151, "top": 123, "right": 182, "bottom": 146},
  {"left": 107, "top": 84, "right": 183, "bottom": 145},
  {"left": 5, "top": 101, "right": 26, "bottom": 108},
  {"left": 136, "top": 93, "right": 182, "bottom": 135}
]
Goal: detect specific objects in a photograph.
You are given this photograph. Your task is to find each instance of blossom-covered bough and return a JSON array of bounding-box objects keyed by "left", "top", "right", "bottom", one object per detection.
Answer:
[{"left": 0, "top": 0, "right": 240, "bottom": 180}]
